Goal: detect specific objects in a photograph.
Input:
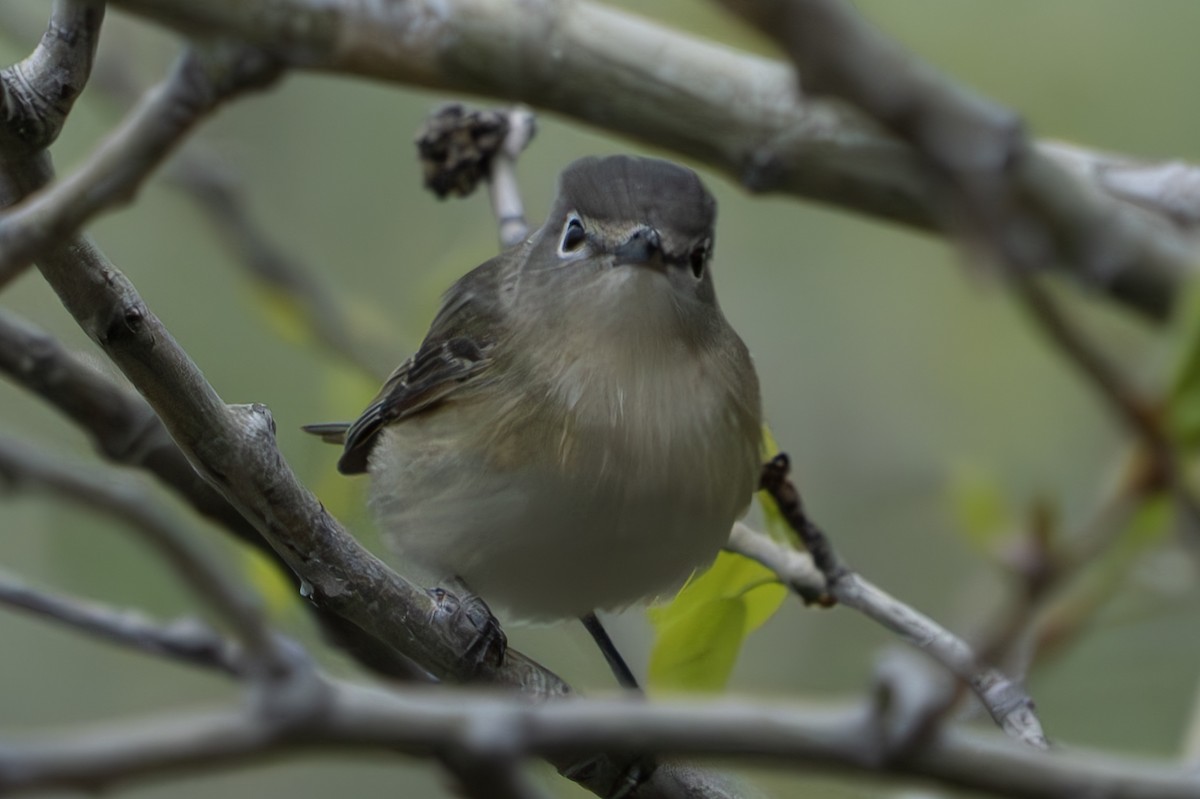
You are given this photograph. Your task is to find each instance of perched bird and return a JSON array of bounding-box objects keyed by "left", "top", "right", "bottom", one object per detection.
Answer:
[{"left": 307, "top": 155, "right": 762, "bottom": 632}]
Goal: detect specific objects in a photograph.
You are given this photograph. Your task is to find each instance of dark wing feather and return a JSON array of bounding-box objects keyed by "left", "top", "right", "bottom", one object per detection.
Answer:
[
  {"left": 335, "top": 335, "right": 493, "bottom": 473},
  {"left": 307, "top": 253, "right": 510, "bottom": 475}
]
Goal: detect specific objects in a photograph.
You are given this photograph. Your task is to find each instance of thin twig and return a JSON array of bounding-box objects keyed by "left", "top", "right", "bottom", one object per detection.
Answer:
[
  {"left": 0, "top": 568, "right": 246, "bottom": 676},
  {"left": 725, "top": 521, "right": 825, "bottom": 601},
  {"left": 489, "top": 106, "right": 536, "bottom": 248},
  {"left": 0, "top": 6, "right": 395, "bottom": 380},
  {"left": 755, "top": 455, "right": 1048, "bottom": 749},
  {"left": 0, "top": 43, "right": 282, "bottom": 283},
  {"left": 1009, "top": 275, "right": 1200, "bottom": 542},
  {"left": 0, "top": 437, "right": 288, "bottom": 677}
]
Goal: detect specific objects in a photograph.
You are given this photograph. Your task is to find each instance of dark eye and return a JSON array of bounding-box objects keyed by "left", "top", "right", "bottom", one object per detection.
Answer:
[
  {"left": 689, "top": 241, "right": 709, "bottom": 279},
  {"left": 560, "top": 216, "right": 586, "bottom": 253}
]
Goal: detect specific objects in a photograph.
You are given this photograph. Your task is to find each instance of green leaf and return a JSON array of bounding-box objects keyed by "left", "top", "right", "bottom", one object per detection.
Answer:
[
  {"left": 648, "top": 597, "right": 746, "bottom": 693},
  {"left": 645, "top": 424, "right": 792, "bottom": 693},
  {"left": 1166, "top": 282, "right": 1200, "bottom": 446},
  {"left": 946, "top": 463, "right": 1013, "bottom": 552}
]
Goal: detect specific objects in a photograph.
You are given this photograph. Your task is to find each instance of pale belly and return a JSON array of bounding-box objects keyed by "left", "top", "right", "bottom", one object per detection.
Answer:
[{"left": 367, "top": 405, "right": 756, "bottom": 621}]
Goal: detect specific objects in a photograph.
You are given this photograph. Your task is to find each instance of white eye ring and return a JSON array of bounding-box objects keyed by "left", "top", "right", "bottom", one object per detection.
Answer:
[{"left": 559, "top": 215, "right": 587, "bottom": 256}]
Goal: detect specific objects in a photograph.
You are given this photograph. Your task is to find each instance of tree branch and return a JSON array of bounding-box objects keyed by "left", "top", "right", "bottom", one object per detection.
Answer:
[
  {"left": 0, "top": 43, "right": 282, "bottom": 284},
  {"left": 0, "top": 135, "right": 717, "bottom": 799},
  {"left": 4, "top": 678, "right": 1198, "bottom": 799},
  {"left": 0, "top": 308, "right": 436, "bottom": 684},
  {"left": 0, "top": 569, "right": 246, "bottom": 676},
  {"left": 754, "top": 455, "right": 1047, "bottom": 750},
  {"left": 0, "top": 436, "right": 290, "bottom": 677},
  {"left": 441, "top": 753, "right": 553, "bottom": 799},
  {"left": 0, "top": 309, "right": 262, "bottom": 544},
  {"left": 0, "top": 5, "right": 398, "bottom": 380},
  {"left": 0, "top": 0, "right": 104, "bottom": 279},
  {"left": 0, "top": 0, "right": 103, "bottom": 152},
  {"left": 715, "top": 0, "right": 1200, "bottom": 540},
  {"left": 103, "top": 0, "right": 1198, "bottom": 319}
]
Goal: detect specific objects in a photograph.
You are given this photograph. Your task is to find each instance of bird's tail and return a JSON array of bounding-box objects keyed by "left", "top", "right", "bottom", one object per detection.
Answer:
[{"left": 301, "top": 422, "right": 351, "bottom": 445}]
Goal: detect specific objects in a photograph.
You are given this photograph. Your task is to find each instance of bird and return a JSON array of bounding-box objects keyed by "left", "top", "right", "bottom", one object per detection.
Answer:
[{"left": 306, "top": 155, "right": 762, "bottom": 678}]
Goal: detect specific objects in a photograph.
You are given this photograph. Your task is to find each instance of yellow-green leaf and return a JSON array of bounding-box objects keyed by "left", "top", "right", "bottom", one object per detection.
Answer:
[
  {"left": 645, "top": 424, "right": 792, "bottom": 693},
  {"left": 1166, "top": 282, "right": 1200, "bottom": 446},
  {"left": 647, "top": 597, "right": 746, "bottom": 693},
  {"left": 946, "top": 463, "right": 1013, "bottom": 551}
]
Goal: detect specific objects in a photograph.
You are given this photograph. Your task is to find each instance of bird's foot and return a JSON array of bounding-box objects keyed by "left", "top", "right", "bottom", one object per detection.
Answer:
[
  {"left": 561, "top": 753, "right": 656, "bottom": 799},
  {"left": 428, "top": 582, "right": 507, "bottom": 676}
]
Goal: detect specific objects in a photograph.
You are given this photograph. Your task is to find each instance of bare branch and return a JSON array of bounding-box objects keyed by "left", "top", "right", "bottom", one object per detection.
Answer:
[
  {"left": 0, "top": 0, "right": 105, "bottom": 268},
  {"left": 755, "top": 455, "right": 1047, "bottom": 749},
  {"left": 0, "top": 436, "right": 288, "bottom": 677},
  {"left": 1043, "top": 140, "right": 1200, "bottom": 229},
  {"left": 0, "top": 194, "right": 705, "bottom": 796},
  {"left": 104, "top": 0, "right": 1196, "bottom": 319},
  {"left": 0, "top": 6, "right": 397, "bottom": 380},
  {"left": 4, "top": 678, "right": 1199, "bottom": 799},
  {"left": 0, "top": 309, "right": 265, "bottom": 544},
  {"left": 0, "top": 43, "right": 282, "bottom": 284},
  {"left": 442, "top": 754, "right": 553, "bottom": 799},
  {"left": 715, "top": 0, "right": 1200, "bottom": 541},
  {"left": 488, "top": 106, "right": 536, "bottom": 248},
  {"left": 715, "top": 0, "right": 1197, "bottom": 315},
  {"left": 0, "top": 569, "right": 245, "bottom": 676},
  {"left": 1008, "top": 278, "right": 1200, "bottom": 537},
  {"left": 0, "top": 0, "right": 104, "bottom": 153},
  {"left": 725, "top": 521, "right": 824, "bottom": 599}
]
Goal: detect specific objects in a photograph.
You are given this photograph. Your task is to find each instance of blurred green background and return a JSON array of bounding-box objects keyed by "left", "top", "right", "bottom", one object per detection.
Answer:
[{"left": 3, "top": 1, "right": 1200, "bottom": 797}]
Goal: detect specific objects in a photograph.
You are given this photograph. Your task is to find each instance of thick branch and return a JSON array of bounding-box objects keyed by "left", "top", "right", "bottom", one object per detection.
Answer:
[
  {"left": 4, "top": 679, "right": 1198, "bottom": 799},
  {"left": 0, "top": 0, "right": 105, "bottom": 275},
  {"left": 0, "top": 0, "right": 103, "bottom": 153},
  {"left": 106, "top": 0, "right": 1196, "bottom": 319},
  {"left": 717, "top": 0, "right": 1200, "bottom": 540}
]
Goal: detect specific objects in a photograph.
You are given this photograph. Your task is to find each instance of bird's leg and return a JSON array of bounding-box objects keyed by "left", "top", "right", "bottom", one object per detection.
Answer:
[
  {"left": 580, "top": 611, "right": 640, "bottom": 690},
  {"left": 577, "top": 613, "right": 656, "bottom": 793},
  {"left": 428, "top": 576, "right": 507, "bottom": 675}
]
